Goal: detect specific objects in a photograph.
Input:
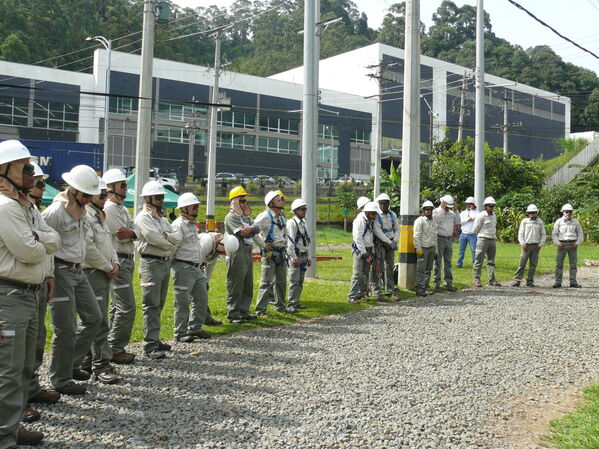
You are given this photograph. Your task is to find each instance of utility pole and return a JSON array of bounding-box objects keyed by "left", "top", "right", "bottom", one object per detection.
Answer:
[
  {"left": 474, "top": 0, "right": 485, "bottom": 210},
  {"left": 134, "top": 0, "right": 156, "bottom": 215},
  {"left": 185, "top": 99, "right": 201, "bottom": 181},
  {"left": 489, "top": 95, "right": 523, "bottom": 155},
  {"left": 205, "top": 29, "right": 223, "bottom": 233},
  {"left": 457, "top": 71, "right": 468, "bottom": 141},
  {"left": 397, "top": 0, "right": 421, "bottom": 290}
]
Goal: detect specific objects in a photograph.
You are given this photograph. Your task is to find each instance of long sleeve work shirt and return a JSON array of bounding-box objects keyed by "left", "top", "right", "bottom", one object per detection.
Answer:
[
  {"left": 413, "top": 216, "right": 437, "bottom": 252},
  {"left": 551, "top": 217, "right": 584, "bottom": 245},
  {"left": 104, "top": 199, "right": 140, "bottom": 255},
  {"left": 134, "top": 210, "right": 182, "bottom": 257},
  {"left": 518, "top": 217, "right": 546, "bottom": 246},
  {"left": 433, "top": 207, "right": 460, "bottom": 237},
  {"left": 473, "top": 211, "right": 497, "bottom": 239}
]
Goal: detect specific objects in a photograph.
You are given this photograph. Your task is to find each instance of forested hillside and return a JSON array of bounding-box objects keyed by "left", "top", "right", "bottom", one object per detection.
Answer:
[{"left": 1, "top": 0, "right": 597, "bottom": 131}]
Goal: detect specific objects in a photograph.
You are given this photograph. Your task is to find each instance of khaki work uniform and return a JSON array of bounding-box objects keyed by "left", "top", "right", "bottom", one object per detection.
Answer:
[
  {"left": 433, "top": 207, "right": 460, "bottom": 288},
  {"left": 513, "top": 217, "right": 546, "bottom": 283},
  {"left": 254, "top": 209, "right": 287, "bottom": 314},
  {"left": 472, "top": 211, "right": 498, "bottom": 284},
  {"left": 134, "top": 206, "right": 181, "bottom": 354},
  {"left": 413, "top": 215, "right": 437, "bottom": 294},
  {"left": 171, "top": 217, "right": 209, "bottom": 339},
  {"left": 349, "top": 213, "right": 374, "bottom": 300},
  {"left": 371, "top": 210, "right": 400, "bottom": 296},
  {"left": 0, "top": 194, "right": 59, "bottom": 449},
  {"left": 224, "top": 213, "right": 264, "bottom": 321},
  {"left": 551, "top": 216, "right": 584, "bottom": 285},
  {"left": 42, "top": 198, "right": 102, "bottom": 389},
  {"left": 81, "top": 205, "right": 119, "bottom": 374},
  {"left": 286, "top": 215, "right": 310, "bottom": 308},
  {"left": 104, "top": 198, "right": 140, "bottom": 355}
]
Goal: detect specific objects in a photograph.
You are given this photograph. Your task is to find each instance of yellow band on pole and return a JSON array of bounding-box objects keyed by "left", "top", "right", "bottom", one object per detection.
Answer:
[
  {"left": 206, "top": 217, "right": 216, "bottom": 232},
  {"left": 399, "top": 224, "right": 415, "bottom": 253}
]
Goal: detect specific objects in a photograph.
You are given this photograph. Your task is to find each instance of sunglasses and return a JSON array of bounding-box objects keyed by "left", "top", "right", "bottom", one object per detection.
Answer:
[
  {"left": 298, "top": 207, "right": 307, "bottom": 211},
  {"left": 486, "top": 205, "right": 495, "bottom": 208},
  {"left": 34, "top": 180, "right": 45, "bottom": 189},
  {"left": 119, "top": 182, "right": 127, "bottom": 189},
  {"left": 99, "top": 192, "right": 108, "bottom": 200},
  {"left": 423, "top": 207, "right": 433, "bottom": 211},
  {"left": 239, "top": 199, "right": 247, "bottom": 204},
  {"left": 81, "top": 193, "right": 92, "bottom": 199},
  {"left": 23, "top": 163, "right": 35, "bottom": 175},
  {"left": 153, "top": 195, "right": 165, "bottom": 201}
]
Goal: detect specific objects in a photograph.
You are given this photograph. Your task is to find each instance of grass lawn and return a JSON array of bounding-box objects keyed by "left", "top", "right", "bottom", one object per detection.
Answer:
[{"left": 543, "top": 384, "right": 599, "bottom": 449}]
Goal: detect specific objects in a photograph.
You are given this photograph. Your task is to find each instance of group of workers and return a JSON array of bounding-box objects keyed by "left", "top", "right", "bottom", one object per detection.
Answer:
[{"left": 0, "top": 136, "right": 587, "bottom": 449}]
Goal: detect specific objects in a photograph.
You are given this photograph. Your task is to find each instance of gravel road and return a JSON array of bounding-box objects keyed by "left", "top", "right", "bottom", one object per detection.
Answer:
[{"left": 30, "top": 268, "right": 599, "bottom": 449}]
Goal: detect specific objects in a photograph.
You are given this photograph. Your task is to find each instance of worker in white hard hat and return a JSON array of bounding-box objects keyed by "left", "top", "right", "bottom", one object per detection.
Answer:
[
  {"left": 512, "top": 204, "right": 546, "bottom": 287},
  {"left": 457, "top": 196, "right": 478, "bottom": 268},
  {"left": 348, "top": 202, "right": 378, "bottom": 303},
  {"left": 26, "top": 162, "right": 62, "bottom": 413},
  {"left": 371, "top": 193, "right": 400, "bottom": 301},
  {"left": 413, "top": 201, "right": 437, "bottom": 296},
  {"left": 472, "top": 196, "right": 501, "bottom": 287},
  {"left": 432, "top": 194, "right": 460, "bottom": 292},
  {"left": 102, "top": 168, "right": 139, "bottom": 365},
  {"left": 134, "top": 180, "right": 182, "bottom": 360},
  {"left": 170, "top": 193, "right": 213, "bottom": 342},
  {"left": 551, "top": 203, "right": 584, "bottom": 288},
  {"left": 0, "top": 140, "right": 59, "bottom": 447},
  {"left": 254, "top": 191, "right": 288, "bottom": 316},
  {"left": 79, "top": 177, "right": 121, "bottom": 384},
  {"left": 286, "top": 198, "right": 311, "bottom": 312}
]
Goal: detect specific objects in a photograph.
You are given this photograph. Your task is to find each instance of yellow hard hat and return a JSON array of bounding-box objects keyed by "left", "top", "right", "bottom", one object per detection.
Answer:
[
  {"left": 275, "top": 189, "right": 285, "bottom": 198},
  {"left": 229, "top": 185, "right": 249, "bottom": 201}
]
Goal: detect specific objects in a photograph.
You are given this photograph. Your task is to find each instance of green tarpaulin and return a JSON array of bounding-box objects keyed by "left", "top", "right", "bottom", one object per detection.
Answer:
[{"left": 41, "top": 183, "right": 61, "bottom": 206}]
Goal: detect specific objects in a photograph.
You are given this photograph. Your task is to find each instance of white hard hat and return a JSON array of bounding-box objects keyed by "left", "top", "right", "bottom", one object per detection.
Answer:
[
  {"left": 198, "top": 232, "right": 214, "bottom": 256},
  {"left": 102, "top": 168, "right": 128, "bottom": 185},
  {"left": 264, "top": 190, "right": 280, "bottom": 207},
  {"left": 62, "top": 165, "right": 101, "bottom": 195},
  {"left": 526, "top": 204, "right": 538, "bottom": 213},
  {"left": 357, "top": 196, "right": 370, "bottom": 210},
  {"left": 422, "top": 200, "right": 434, "bottom": 209},
  {"left": 31, "top": 162, "right": 49, "bottom": 180},
  {"left": 441, "top": 195, "right": 454, "bottom": 207},
  {"left": 223, "top": 233, "right": 239, "bottom": 255},
  {"left": 465, "top": 196, "right": 475, "bottom": 204},
  {"left": 375, "top": 193, "right": 391, "bottom": 203},
  {"left": 561, "top": 203, "right": 573, "bottom": 211},
  {"left": 483, "top": 196, "right": 496, "bottom": 206},
  {"left": 363, "top": 201, "right": 378, "bottom": 213},
  {"left": 98, "top": 177, "right": 107, "bottom": 190},
  {"left": 177, "top": 192, "right": 200, "bottom": 209},
  {"left": 0, "top": 139, "right": 34, "bottom": 165},
  {"left": 291, "top": 198, "right": 307, "bottom": 211},
  {"left": 140, "top": 180, "right": 165, "bottom": 197}
]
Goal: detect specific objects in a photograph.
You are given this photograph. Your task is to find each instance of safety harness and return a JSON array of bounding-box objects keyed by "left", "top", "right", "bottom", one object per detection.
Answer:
[{"left": 377, "top": 211, "right": 397, "bottom": 235}]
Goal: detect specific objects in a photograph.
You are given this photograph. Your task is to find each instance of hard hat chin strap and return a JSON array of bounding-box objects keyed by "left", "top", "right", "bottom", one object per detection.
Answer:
[{"left": 0, "top": 163, "right": 29, "bottom": 193}]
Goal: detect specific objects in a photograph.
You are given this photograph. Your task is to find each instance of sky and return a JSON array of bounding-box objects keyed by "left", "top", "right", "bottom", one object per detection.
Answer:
[{"left": 173, "top": 0, "right": 599, "bottom": 76}]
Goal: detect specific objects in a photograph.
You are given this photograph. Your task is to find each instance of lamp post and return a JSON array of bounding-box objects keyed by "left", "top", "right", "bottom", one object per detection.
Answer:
[{"left": 87, "top": 36, "right": 112, "bottom": 173}]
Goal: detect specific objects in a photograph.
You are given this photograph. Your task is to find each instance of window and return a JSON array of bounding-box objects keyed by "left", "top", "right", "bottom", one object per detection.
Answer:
[
  {"left": 351, "top": 129, "right": 371, "bottom": 144},
  {"left": 258, "top": 137, "right": 299, "bottom": 154},
  {"left": 218, "top": 111, "right": 255, "bottom": 129},
  {"left": 217, "top": 132, "right": 254, "bottom": 150},
  {"left": 109, "top": 96, "right": 138, "bottom": 115},
  {"left": 350, "top": 146, "right": 371, "bottom": 175},
  {"left": 318, "top": 124, "right": 339, "bottom": 140},
  {"left": 259, "top": 116, "right": 299, "bottom": 135},
  {"left": 156, "top": 125, "right": 206, "bottom": 145},
  {"left": 0, "top": 96, "right": 28, "bottom": 126},
  {"left": 317, "top": 167, "right": 338, "bottom": 180},
  {"left": 158, "top": 101, "right": 207, "bottom": 122},
  {"left": 32, "top": 100, "right": 78, "bottom": 131},
  {"left": 317, "top": 143, "right": 338, "bottom": 164}
]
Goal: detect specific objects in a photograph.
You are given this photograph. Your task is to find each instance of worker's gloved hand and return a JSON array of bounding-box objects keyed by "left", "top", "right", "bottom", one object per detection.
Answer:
[
  {"left": 391, "top": 241, "right": 398, "bottom": 251},
  {"left": 361, "top": 254, "right": 373, "bottom": 264},
  {"left": 416, "top": 250, "right": 424, "bottom": 257},
  {"left": 383, "top": 242, "right": 393, "bottom": 252}
]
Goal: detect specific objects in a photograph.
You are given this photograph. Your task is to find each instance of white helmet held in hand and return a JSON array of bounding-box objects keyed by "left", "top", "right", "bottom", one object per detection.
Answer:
[
  {"left": 441, "top": 195, "right": 454, "bottom": 207},
  {"left": 32, "top": 162, "right": 49, "bottom": 180},
  {"left": 357, "top": 196, "right": 370, "bottom": 210},
  {"left": 465, "top": 196, "right": 475, "bottom": 204},
  {"left": 561, "top": 203, "right": 574, "bottom": 212},
  {"left": 177, "top": 192, "right": 200, "bottom": 209},
  {"left": 363, "top": 201, "right": 378, "bottom": 213},
  {"left": 0, "top": 139, "right": 34, "bottom": 165},
  {"left": 264, "top": 190, "right": 280, "bottom": 207},
  {"left": 291, "top": 198, "right": 307, "bottom": 211},
  {"left": 62, "top": 165, "right": 101, "bottom": 195},
  {"left": 140, "top": 180, "right": 165, "bottom": 197},
  {"left": 223, "top": 233, "right": 239, "bottom": 255},
  {"left": 422, "top": 200, "right": 434, "bottom": 209},
  {"left": 483, "top": 196, "right": 496, "bottom": 206},
  {"left": 526, "top": 204, "right": 538, "bottom": 213},
  {"left": 102, "top": 168, "right": 128, "bottom": 185},
  {"left": 375, "top": 193, "right": 391, "bottom": 203}
]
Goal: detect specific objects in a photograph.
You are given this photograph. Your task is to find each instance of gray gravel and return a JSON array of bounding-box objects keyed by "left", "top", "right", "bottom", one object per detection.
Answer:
[{"left": 30, "top": 268, "right": 599, "bottom": 448}]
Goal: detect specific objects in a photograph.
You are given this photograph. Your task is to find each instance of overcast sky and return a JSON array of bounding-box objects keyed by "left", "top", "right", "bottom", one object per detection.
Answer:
[{"left": 173, "top": 0, "right": 599, "bottom": 76}]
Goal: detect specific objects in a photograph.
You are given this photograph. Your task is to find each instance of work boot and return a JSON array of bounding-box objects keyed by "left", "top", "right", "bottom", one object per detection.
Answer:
[
  {"left": 176, "top": 335, "right": 195, "bottom": 343},
  {"left": 22, "top": 407, "right": 41, "bottom": 424},
  {"left": 28, "top": 389, "right": 60, "bottom": 404},
  {"left": 526, "top": 281, "right": 535, "bottom": 287},
  {"left": 188, "top": 329, "right": 212, "bottom": 339},
  {"left": 570, "top": 282, "right": 582, "bottom": 288},
  {"left": 512, "top": 281, "right": 521, "bottom": 287},
  {"left": 348, "top": 298, "right": 360, "bottom": 304},
  {"left": 415, "top": 290, "right": 427, "bottom": 297},
  {"left": 204, "top": 317, "right": 223, "bottom": 326},
  {"left": 242, "top": 314, "right": 258, "bottom": 320},
  {"left": 297, "top": 304, "right": 308, "bottom": 309},
  {"left": 433, "top": 285, "right": 442, "bottom": 293},
  {"left": 489, "top": 281, "right": 502, "bottom": 287},
  {"left": 445, "top": 285, "right": 457, "bottom": 292},
  {"left": 552, "top": 283, "right": 561, "bottom": 288},
  {"left": 95, "top": 367, "right": 120, "bottom": 385},
  {"left": 111, "top": 351, "right": 135, "bottom": 364},
  {"left": 288, "top": 306, "right": 298, "bottom": 314},
  {"left": 473, "top": 281, "right": 483, "bottom": 288},
  {"left": 17, "top": 427, "right": 44, "bottom": 446},
  {"left": 146, "top": 349, "right": 167, "bottom": 360},
  {"left": 55, "top": 381, "right": 87, "bottom": 396},
  {"left": 73, "top": 368, "right": 91, "bottom": 381},
  {"left": 157, "top": 342, "right": 172, "bottom": 351}
]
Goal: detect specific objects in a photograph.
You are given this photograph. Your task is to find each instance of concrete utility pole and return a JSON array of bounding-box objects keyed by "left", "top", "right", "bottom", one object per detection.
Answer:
[
  {"left": 205, "top": 30, "right": 223, "bottom": 233},
  {"left": 185, "top": 100, "right": 202, "bottom": 180},
  {"left": 134, "top": 0, "right": 156, "bottom": 214},
  {"left": 490, "top": 95, "right": 522, "bottom": 155},
  {"left": 397, "top": 0, "right": 421, "bottom": 290},
  {"left": 474, "top": 0, "right": 485, "bottom": 210},
  {"left": 457, "top": 72, "right": 468, "bottom": 141}
]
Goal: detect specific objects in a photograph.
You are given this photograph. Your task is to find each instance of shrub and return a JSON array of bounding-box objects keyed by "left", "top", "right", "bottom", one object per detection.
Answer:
[
  {"left": 245, "top": 180, "right": 259, "bottom": 194},
  {"left": 194, "top": 184, "right": 205, "bottom": 197}
]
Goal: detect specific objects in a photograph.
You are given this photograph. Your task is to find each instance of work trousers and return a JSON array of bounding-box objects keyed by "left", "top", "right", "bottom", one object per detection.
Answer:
[
  {"left": 513, "top": 243, "right": 540, "bottom": 283},
  {"left": 108, "top": 257, "right": 136, "bottom": 355},
  {"left": 0, "top": 286, "right": 37, "bottom": 449},
  {"left": 82, "top": 269, "right": 112, "bottom": 373},
  {"left": 172, "top": 261, "right": 208, "bottom": 338},
  {"left": 28, "top": 281, "right": 49, "bottom": 399},
  {"left": 139, "top": 258, "right": 170, "bottom": 353},
  {"left": 288, "top": 253, "right": 309, "bottom": 307},
  {"left": 416, "top": 247, "right": 436, "bottom": 293},
  {"left": 555, "top": 242, "right": 578, "bottom": 284},
  {"left": 202, "top": 259, "right": 218, "bottom": 323},
  {"left": 348, "top": 252, "right": 371, "bottom": 300},
  {"left": 225, "top": 247, "right": 254, "bottom": 320},
  {"left": 473, "top": 237, "right": 497, "bottom": 284},
  {"left": 457, "top": 233, "right": 477, "bottom": 267},
  {"left": 434, "top": 236, "right": 454, "bottom": 287},
  {"left": 371, "top": 245, "right": 396, "bottom": 296},
  {"left": 255, "top": 250, "right": 287, "bottom": 313},
  {"left": 49, "top": 265, "right": 101, "bottom": 389}
]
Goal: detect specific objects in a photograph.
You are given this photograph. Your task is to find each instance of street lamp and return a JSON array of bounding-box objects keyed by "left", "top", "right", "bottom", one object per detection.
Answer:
[{"left": 87, "top": 35, "right": 112, "bottom": 173}]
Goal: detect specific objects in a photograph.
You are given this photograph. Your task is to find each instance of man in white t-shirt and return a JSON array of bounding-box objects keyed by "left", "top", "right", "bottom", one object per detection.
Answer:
[{"left": 457, "top": 196, "right": 478, "bottom": 268}]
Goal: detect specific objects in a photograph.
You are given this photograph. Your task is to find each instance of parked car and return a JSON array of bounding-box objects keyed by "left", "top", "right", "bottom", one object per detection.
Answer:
[
  {"left": 276, "top": 176, "right": 296, "bottom": 186},
  {"left": 253, "top": 175, "right": 276, "bottom": 185},
  {"left": 334, "top": 175, "right": 356, "bottom": 185},
  {"left": 215, "top": 172, "right": 244, "bottom": 184},
  {"left": 315, "top": 177, "right": 328, "bottom": 185}
]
